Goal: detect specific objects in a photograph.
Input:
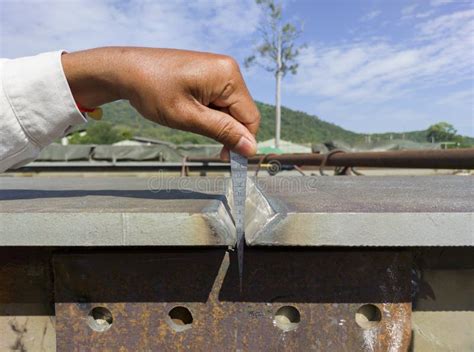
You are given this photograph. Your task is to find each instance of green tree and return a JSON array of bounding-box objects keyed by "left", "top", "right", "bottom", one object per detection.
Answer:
[
  {"left": 426, "top": 122, "right": 457, "bottom": 143},
  {"left": 69, "top": 122, "right": 132, "bottom": 144},
  {"left": 245, "top": 0, "right": 305, "bottom": 148}
]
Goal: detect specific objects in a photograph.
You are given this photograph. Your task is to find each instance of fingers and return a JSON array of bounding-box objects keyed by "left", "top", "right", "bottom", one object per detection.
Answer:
[
  {"left": 226, "top": 91, "right": 260, "bottom": 137},
  {"left": 229, "top": 102, "right": 260, "bottom": 137},
  {"left": 187, "top": 104, "right": 257, "bottom": 157},
  {"left": 212, "top": 58, "right": 261, "bottom": 137},
  {"left": 220, "top": 147, "right": 229, "bottom": 161}
]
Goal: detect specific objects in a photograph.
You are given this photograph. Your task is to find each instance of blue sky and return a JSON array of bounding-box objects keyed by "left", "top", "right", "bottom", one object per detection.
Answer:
[{"left": 1, "top": 0, "right": 473, "bottom": 136}]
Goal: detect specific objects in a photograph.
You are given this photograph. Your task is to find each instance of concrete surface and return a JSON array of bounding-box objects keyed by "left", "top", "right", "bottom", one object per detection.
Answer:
[
  {"left": 0, "top": 317, "right": 56, "bottom": 352},
  {"left": 411, "top": 268, "right": 474, "bottom": 352},
  {"left": 412, "top": 312, "right": 474, "bottom": 352}
]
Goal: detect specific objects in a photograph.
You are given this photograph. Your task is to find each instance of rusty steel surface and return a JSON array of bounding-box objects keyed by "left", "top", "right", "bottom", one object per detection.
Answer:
[
  {"left": 189, "top": 148, "right": 474, "bottom": 169},
  {"left": 53, "top": 248, "right": 412, "bottom": 351},
  {"left": 8, "top": 149, "right": 473, "bottom": 173},
  {"left": 1, "top": 248, "right": 473, "bottom": 351}
]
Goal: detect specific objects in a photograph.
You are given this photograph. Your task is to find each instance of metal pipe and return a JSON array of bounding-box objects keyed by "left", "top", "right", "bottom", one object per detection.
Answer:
[
  {"left": 7, "top": 161, "right": 229, "bottom": 173},
  {"left": 189, "top": 149, "right": 474, "bottom": 169},
  {"left": 9, "top": 149, "right": 474, "bottom": 172}
]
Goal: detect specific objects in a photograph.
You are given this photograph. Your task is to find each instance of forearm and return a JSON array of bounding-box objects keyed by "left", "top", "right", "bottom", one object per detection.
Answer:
[{"left": 61, "top": 47, "right": 126, "bottom": 108}]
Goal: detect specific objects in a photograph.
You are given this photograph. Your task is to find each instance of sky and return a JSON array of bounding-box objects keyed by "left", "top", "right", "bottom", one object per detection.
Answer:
[{"left": 1, "top": 0, "right": 473, "bottom": 136}]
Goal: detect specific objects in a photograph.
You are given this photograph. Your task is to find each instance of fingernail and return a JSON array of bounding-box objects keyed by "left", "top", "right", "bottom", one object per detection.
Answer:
[{"left": 234, "top": 136, "right": 256, "bottom": 156}]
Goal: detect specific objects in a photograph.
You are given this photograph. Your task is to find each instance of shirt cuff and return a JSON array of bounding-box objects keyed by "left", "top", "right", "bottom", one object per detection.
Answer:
[{"left": 3, "top": 50, "right": 87, "bottom": 148}]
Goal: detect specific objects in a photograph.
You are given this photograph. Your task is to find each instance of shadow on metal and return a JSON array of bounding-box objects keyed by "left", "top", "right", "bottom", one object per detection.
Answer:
[{"left": 221, "top": 248, "right": 412, "bottom": 303}]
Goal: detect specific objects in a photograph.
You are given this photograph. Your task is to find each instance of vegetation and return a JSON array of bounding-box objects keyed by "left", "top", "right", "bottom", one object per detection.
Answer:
[
  {"left": 68, "top": 100, "right": 474, "bottom": 147},
  {"left": 427, "top": 122, "right": 458, "bottom": 142},
  {"left": 69, "top": 121, "right": 132, "bottom": 144},
  {"left": 426, "top": 122, "right": 473, "bottom": 148},
  {"left": 245, "top": 0, "right": 305, "bottom": 148},
  {"left": 255, "top": 102, "right": 361, "bottom": 143}
]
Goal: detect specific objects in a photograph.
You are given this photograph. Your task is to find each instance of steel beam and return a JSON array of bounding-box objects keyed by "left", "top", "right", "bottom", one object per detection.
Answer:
[
  {"left": 53, "top": 249, "right": 412, "bottom": 351},
  {"left": 247, "top": 176, "right": 473, "bottom": 246},
  {"left": 2, "top": 247, "right": 474, "bottom": 351},
  {"left": 0, "top": 177, "right": 234, "bottom": 246},
  {"left": 1, "top": 174, "right": 473, "bottom": 350},
  {"left": 0, "top": 176, "right": 472, "bottom": 246}
]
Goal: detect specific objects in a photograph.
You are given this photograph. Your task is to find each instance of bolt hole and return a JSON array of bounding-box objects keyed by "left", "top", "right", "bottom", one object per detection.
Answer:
[
  {"left": 87, "top": 306, "right": 113, "bottom": 332},
  {"left": 355, "top": 304, "right": 382, "bottom": 329},
  {"left": 167, "top": 306, "right": 193, "bottom": 332},
  {"left": 274, "top": 305, "right": 300, "bottom": 331}
]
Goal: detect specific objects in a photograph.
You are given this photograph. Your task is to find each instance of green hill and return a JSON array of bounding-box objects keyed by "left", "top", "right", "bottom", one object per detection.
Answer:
[
  {"left": 73, "top": 100, "right": 472, "bottom": 146},
  {"left": 96, "top": 100, "right": 361, "bottom": 145},
  {"left": 255, "top": 102, "right": 361, "bottom": 144}
]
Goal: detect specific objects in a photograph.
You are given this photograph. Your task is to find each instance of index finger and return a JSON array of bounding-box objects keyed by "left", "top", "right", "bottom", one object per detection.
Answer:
[
  {"left": 228, "top": 93, "right": 260, "bottom": 137},
  {"left": 212, "top": 64, "right": 261, "bottom": 137}
]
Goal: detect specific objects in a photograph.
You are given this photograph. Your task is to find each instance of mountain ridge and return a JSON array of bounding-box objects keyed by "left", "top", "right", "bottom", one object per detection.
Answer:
[{"left": 86, "top": 100, "right": 472, "bottom": 145}]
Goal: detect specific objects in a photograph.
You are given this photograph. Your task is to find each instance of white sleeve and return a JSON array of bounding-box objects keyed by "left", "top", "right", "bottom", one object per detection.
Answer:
[{"left": 0, "top": 51, "right": 87, "bottom": 172}]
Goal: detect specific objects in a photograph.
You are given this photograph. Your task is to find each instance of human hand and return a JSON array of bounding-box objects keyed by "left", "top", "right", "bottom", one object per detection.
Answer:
[{"left": 62, "top": 47, "right": 260, "bottom": 158}]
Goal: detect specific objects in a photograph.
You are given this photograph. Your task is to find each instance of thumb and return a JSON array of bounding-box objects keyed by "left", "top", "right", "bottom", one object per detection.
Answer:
[{"left": 189, "top": 105, "right": 257, "bottom": 157}]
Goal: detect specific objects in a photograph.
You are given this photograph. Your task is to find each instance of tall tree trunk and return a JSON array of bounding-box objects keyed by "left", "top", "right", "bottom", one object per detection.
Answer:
[
  {"left": 275, "top": 32, "right": 282, "bottom": 149},
  {"left": 275, "top": 71, "right": 281, "bottom": 149}
]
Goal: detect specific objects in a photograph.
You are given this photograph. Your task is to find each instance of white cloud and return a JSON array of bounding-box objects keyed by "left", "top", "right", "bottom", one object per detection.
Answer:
[
  {"left": 360, "top": 10, "right": 381, "bottom": 22},
  {"left": 401, "top": 4, "right": 417, "bottom": 17},
  {"left": 287, "top": 8, "right": 474, "bottom": 134},
  {"left": 0, "top": 0, "right": 261, "bottom": 58},
  {"left": 415, "top": 10, "right": 436, "bottom": 19},
  {"left": 289, "top": 9, "right": 474, "bottom": 102},
  {"left": 401, "top": 4, "right": 436, "bottom": 21},
  {"left": 431, "top": 0, "right": 455, "bottom": 6},
  {"left": 417, "top": 8, "right": 474, "bottom": 38},
  {"left": 436, "top": 89, "right": 474, "bottom": 107}
]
